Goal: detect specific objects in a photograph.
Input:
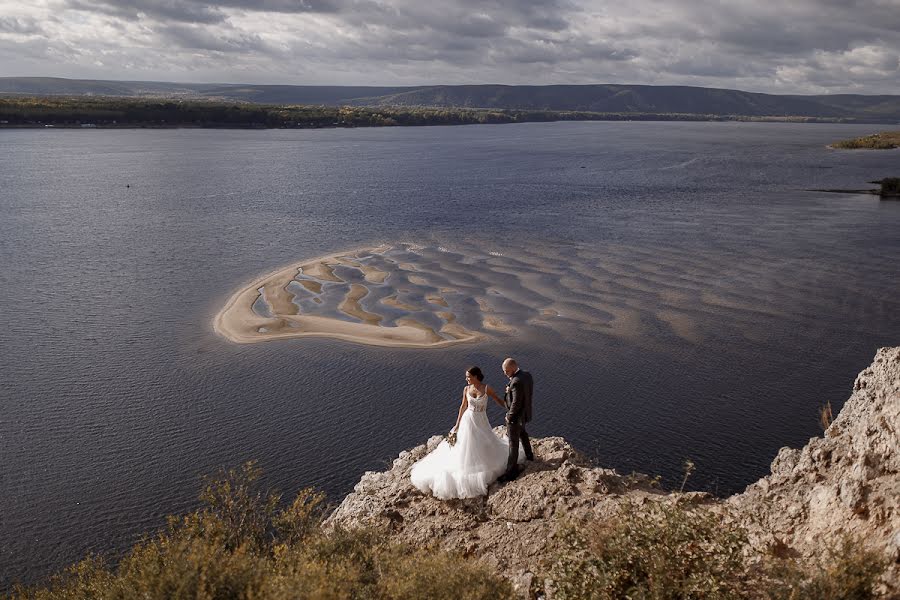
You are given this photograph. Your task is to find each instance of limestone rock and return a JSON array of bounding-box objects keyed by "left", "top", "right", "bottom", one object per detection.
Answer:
[
  {"left": 325, "top": 433, "right": 665, "bottom": 597},
  {"left": 327, "top": 347, "right": 900, "bottom": 597},
  {"left": 728, "top": 346, "right": 900, "bottom": 593}
]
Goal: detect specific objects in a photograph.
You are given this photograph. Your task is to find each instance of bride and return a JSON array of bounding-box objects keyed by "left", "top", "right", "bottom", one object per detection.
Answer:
[{"left": 410, "top": 366, "right": 525, "bottom": 499}]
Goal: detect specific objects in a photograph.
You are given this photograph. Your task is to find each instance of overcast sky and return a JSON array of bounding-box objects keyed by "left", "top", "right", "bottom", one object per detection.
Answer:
[{"left": 1, "top": 0, "right": 898, "bottom": 94}]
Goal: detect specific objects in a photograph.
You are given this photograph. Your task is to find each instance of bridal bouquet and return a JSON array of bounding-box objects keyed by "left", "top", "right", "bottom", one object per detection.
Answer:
[{"left": 447, "top": 431, "right": 458, "bottom": 446}]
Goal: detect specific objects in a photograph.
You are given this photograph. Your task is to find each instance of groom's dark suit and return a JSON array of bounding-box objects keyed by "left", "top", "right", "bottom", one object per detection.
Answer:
[{"left": 504, "top": 369, "right": 535, "bottom": 478}]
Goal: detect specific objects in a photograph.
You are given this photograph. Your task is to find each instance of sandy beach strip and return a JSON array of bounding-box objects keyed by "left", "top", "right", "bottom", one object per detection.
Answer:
[
  {"left": 360, "top": 265, "right": 389, "bottom": 284},
  {"left": 300, "top": 261, "right": 342, "bottom": 282},
  {"left": 338, "top": 284, "right": 383, "bottom": 325},
  {"left": 261, "top": 269, "right": 301, "bottom": 315},
  {"left": 298, "top": 279, "right": 323, "bottom": 294},
  {"left": 395, "top": 317, "right": 445, "bottom": 344},
  {"left": 382, "top": 294, "right": 419, "bottom": 311}
]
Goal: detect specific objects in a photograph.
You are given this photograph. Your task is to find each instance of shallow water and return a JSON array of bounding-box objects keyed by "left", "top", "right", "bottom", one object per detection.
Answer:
[{"left": 1, "top": 121, "right": 899, "bottom": 589}]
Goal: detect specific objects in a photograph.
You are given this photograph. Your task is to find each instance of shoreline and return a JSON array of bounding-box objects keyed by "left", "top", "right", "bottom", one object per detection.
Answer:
[{"left": 3, "top": 115, "right": 895, "bottom": 131}]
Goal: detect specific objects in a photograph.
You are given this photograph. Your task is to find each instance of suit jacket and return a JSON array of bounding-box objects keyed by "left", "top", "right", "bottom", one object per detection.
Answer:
[{"left": 505, "top": 369, "right": 533, "bottom": 425}]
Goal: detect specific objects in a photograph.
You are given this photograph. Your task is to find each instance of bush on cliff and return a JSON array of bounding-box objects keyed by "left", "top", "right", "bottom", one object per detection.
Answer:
[
  {"left": 760, "top": 536, "right": 889, "bottom": 600},
  {"left": 548, "top": 501, "right": 749, "bottom": 599},
  {"left": 11, "top": 462, "right": 513, "bottom": 600},
  {"left": 546, "top": 501, "right": 887, "bottom": 600}
]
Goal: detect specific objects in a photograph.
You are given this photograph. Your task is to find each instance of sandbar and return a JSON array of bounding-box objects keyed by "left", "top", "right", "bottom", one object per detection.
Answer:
[
  {"left": 426, "top": 294, "right": 449, "bottom": 307},
  {"left": 298, "top": 279, "right": 323, "bottom": 294},
  {"left": 360, "top": 265, "right": 389, "bottom": 284},
  {"left": 214, "top": 247, "right": 484, "bottom": 348},
  {"left": 483, "top": 316, "right": 515, "bottom": 333},
  {"left": 339, "top": 284, "right": 383, "bottom": 325},
  {"left": 300, "top": 261, "right": 342, "bottom": 282},
  {"left": 382, "top": 295, "right": 418, "bottom": 311}
]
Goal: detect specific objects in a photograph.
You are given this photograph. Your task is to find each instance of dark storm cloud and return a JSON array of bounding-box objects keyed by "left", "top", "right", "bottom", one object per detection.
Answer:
[
  {"left": 680, "top": 0, "right": 900, "bottom": 57},
  {"left": 3, "top": 0, "right": 899, "bottom": 93},
  {"left": 0, "top": 16, "right": 42, "bottom": 34},
  {"left": 66, "top": 0, "right": 228, "bottom": 24},
  {"left": 65, "top": 0, "right": 352, "bottom": 24},
  {"left": 158, "top": 23, "right": 280, "bottom": 55}
]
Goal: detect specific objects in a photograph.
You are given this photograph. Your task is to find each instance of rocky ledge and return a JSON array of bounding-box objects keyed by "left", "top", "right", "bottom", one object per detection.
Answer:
[
  {"left": 728, "top": 346, "right": 900, "bottom": 568},
  {"left": 326, "top": 347, "right": 900, "bottom": 596}
]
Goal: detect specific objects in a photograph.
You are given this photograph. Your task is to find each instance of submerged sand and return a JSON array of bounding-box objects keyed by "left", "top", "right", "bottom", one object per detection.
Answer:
[
  {"left": 214, "top": 246, "right": 486, "bottom": 348},
  {"left": 216, "top": 239, "right": 798, "bottom": 353}
]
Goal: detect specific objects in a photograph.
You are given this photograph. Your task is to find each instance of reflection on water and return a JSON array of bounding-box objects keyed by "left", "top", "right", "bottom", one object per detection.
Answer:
[{"left": 1, "top": 122, "right": 899, "bottom": 589}]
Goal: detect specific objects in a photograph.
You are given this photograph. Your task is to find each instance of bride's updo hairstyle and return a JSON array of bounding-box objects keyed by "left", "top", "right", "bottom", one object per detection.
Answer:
[{"left": 467, "top": 366, "right": 485, "bottom": 382}]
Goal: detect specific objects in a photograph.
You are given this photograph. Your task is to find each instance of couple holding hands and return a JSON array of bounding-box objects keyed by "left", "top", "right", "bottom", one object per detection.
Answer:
[{"left": 411, "top": 358, "right": 534, "bottom": 500}]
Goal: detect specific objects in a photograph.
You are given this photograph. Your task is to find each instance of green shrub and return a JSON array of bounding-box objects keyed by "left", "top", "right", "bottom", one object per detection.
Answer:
[
  {"left": 832, "top": 132, "right": 900, "bottom": 149},
  {"left": 11, "top": 462, "right": 513, "bottom": 600},
  {"left": 760, "top": 536, "right": 888, "bottom": 600},
  {"left": 879, "top": 177, "right": 900, "bottom": 195},
  {"left": 548, "top": 501, "right": 749, "bottom": 600},
  {"left": 545, "top": 501, "right": 888, "bottom": 600}
]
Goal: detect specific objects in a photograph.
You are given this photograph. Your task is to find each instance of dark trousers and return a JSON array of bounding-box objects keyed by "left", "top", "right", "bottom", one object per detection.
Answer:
[{"left": 506, "top": 422, "right": 534, "bottom": 475}]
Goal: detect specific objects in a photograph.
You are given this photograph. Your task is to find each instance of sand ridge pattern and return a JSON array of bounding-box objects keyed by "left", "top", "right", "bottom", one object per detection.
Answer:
[
  {"left": 214, "top": 243, "right": 584, "bottom": 348},
  {"left": 215, "top": 239, "right": 896, "bottom": 353},
  {"left": 215, "top": 245, "right": 505, "bottom": 348}
]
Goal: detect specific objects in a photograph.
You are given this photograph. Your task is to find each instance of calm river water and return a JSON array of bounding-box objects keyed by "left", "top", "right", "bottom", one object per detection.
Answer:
[{"left": 1, "top": 121, "right": 899, "bottom": 588}]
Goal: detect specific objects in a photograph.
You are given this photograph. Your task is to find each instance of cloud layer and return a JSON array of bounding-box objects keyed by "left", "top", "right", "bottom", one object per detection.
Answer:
[{"left": 1, "top": 0, "right": 898, "bottom": 94}]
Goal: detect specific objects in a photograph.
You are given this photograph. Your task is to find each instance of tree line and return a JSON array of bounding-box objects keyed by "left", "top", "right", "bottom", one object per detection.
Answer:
[{"left": 0, "top": 96, "right": 853, "bottom": 128}]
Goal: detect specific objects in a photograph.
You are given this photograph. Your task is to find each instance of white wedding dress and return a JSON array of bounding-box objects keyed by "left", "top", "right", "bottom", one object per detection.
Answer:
[{"left": 410, "top": 387, "right": 525, "bottom": 499}]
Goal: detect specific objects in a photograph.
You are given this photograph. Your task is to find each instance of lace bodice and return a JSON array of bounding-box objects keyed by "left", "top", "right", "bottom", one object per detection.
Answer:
[{"left": 467, "top": 387, "right": 488, "bottom": 412}]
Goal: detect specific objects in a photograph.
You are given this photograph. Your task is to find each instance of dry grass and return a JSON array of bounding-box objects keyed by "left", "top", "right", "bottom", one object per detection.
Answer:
[
  {"left": 546, "top": 501, "right": 887, "bottom": 600},
  {"left": 831, "top": 131, "right": 900, "bottom": 149},
  {"left": 820, "top": 400, "right": 834, "bottom": 431},
  {"left": 10, "top": 462, "right": 513, "bottom": 600}
]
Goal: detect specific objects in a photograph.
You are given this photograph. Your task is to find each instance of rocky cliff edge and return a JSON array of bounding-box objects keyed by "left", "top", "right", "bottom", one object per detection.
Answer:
[{"left": 326, "top": 347, "right": 900, "bottom": 596}]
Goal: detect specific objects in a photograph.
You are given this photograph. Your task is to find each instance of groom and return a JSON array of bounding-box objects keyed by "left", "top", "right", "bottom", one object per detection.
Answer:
[{"left": 499, "top": 357, "right": 535, "bottom": 482}]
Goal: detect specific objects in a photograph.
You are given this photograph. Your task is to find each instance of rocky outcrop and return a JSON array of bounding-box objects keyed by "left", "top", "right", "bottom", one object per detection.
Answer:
[
  {"left": 325, "top": 434, "right": 678, "bottom": 595},
  {"left": 728, "top": 346, "right": 900, "bottom": 582},
  {"left": 327, "top": 347, "right": 900, "bottom": 596}
]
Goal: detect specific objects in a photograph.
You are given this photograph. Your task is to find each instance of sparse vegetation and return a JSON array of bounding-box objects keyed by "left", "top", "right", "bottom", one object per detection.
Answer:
[
  {"left": 9, "top": 463, "right": 889, "bottom": 600},
  {"left": 9, "top": 462, "right": 513, "bottom": 600},
  {"left": 831, "top": 131, "right": 900, "bottom": 149},
  {"left": 820, "top": 400, "right": 834, "bottom": 430},
  {"left": 680, "top": 458, "right": 696, "bottom": 492},
  {"left": 546, "top": 501, "right": 887, "bottom": 600},
  {"left": 759, "top": 536, "right": 890, "bottom": 600},
  {"left": 548, "top": 502, "right": 750, "bottom": 600}
]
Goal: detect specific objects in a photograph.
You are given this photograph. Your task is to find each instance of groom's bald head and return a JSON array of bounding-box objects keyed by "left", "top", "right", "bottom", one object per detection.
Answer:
[{"left": 502, "top": 358, "right": 517, "bottom": 377}]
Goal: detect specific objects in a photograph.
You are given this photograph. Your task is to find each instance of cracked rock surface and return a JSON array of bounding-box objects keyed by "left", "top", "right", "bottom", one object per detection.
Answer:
[{"left": 728, "top": 346, "right": 900, "bottom": 590}]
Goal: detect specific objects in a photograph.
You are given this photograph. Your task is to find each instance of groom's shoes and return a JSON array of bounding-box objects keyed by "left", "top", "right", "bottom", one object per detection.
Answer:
[{"left": 498, "top": 468, "right": 522, "bottom": 483}]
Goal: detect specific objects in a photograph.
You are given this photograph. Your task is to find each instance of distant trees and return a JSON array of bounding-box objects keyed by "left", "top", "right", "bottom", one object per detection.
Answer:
[
  {"left": 0, "top": 96, "right": 871, "bottom": 129},
  {"left": 0, "top": 97, "right": 521, "bottom": 128}
]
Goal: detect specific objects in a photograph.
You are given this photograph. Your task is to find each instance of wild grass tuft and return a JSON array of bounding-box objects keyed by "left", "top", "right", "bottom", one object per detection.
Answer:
[{"left": 10, "top": 461, "right": 513, "bottom": 600}]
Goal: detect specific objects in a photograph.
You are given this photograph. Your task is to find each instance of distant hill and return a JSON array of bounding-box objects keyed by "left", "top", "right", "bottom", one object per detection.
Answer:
[
  {"left": 349, "top": 84, "right": 900, "bottom": 121},
  {"left": 2, "top": 77, "right": 899, "bottom": 122},
  {"left": 0, "top": 77, "right": 413, "bottom": 106}
]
